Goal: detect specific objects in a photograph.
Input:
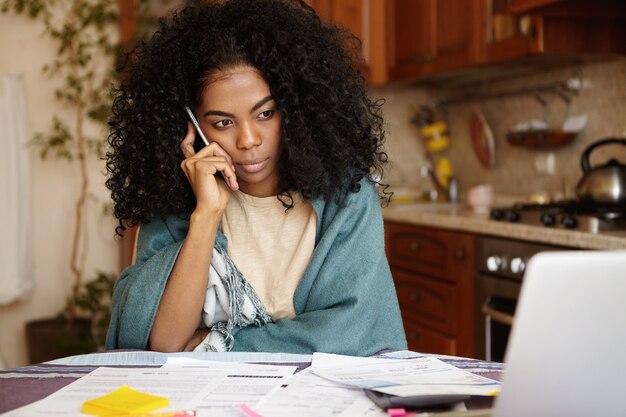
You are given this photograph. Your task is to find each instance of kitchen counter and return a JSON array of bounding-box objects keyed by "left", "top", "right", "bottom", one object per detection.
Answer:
[{"left": 382, "top": 203, "right": 626, "bottom": 250}]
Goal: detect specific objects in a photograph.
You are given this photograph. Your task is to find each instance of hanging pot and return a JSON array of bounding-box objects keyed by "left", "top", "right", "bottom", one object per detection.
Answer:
[{"left": 575, "top": 138, "right": 626, "bottom": 204}]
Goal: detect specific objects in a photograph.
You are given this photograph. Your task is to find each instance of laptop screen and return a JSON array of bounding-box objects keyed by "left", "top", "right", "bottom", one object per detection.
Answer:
[{"left": 493, "top": 250, "right": 626, "bottom": 417}]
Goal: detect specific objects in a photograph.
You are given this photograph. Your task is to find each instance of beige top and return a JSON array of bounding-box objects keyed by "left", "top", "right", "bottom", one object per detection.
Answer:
[{"left": 221, "top": 191, "right": 317, "bottom": 320}]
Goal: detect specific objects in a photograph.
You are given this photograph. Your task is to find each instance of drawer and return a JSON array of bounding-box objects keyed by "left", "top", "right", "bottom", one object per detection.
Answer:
[
  {"left": 404, "top": 321, "right": 457, "bottom": 356},
  {"left": 393, "top": 269, "right": 457, "bottom": 334},
  {"left": 385, "top": 221, "right": 472, "bottom": 282}
]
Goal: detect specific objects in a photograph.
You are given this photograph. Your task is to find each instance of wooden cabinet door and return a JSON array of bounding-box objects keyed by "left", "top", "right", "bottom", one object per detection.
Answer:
[
  {"left": 311, "top": 0, "right": 484, "bottom": 84},
  {"left": 404, "top": 321, "right": 457, "bottom": 356},
  {"left": 307, "top": 0, "right": 371, "bottom": 77},
  {"left": 432, "top": 0, "right": 484, "bottom": 72},
  {"left": 488, "top": 0, "right": 626, "bottom": 61},
  {"left": 394, "top": 270, "right": 458, "bottom": 334},
  {"left": 308, "top": 0, "right": 437, "bottom": 84},
  {"left": 387, "top": 0, "right": 485, "bottom": 82},
  {"left": 386, "top": 221, "right": 475, "bottom": 358},
  {"left": 384, "top": 0, "right": 433, "bottom": 82},
  {"left": 385, "top": 222, "right": 473, "bottom": 283},
  {"left": 310, "top": 0, "right": 365, "bottom": 41}
]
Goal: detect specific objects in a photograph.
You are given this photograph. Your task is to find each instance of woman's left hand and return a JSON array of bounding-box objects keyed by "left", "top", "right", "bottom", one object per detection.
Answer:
[{"left": 184, "top": 328, "right": 210, "bottom": 352}]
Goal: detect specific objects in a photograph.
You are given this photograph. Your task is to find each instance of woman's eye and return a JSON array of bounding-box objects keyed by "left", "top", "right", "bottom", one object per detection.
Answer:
[
  {"left": 258, "top": 109, "right": 275, "bottom": 120},
  {"left": 214, "top": 119, "right": 233, "bottom": 128}
]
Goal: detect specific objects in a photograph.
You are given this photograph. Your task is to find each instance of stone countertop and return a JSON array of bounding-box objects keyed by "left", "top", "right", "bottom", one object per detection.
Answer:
[{"left": 382, "top": 203, "right": 626, "bottom": 250}]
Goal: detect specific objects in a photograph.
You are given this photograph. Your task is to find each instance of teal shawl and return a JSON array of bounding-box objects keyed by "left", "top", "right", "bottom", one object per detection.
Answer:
[{"left": 106, "top": 179, "right": 407, "bottom": 356}]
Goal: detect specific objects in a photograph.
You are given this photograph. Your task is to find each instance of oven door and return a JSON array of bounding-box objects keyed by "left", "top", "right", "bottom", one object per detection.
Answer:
[{"left": 475, "top": 274, "right": 521, "bottom": 362}]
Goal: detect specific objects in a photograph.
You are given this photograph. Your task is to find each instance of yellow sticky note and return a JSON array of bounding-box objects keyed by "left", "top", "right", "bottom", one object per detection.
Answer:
[{"left": 81, "top": 385, "right": 170, "bottom": 417}]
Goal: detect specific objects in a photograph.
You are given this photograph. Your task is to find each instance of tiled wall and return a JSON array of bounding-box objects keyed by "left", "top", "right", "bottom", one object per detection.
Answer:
[{"left": 373, "top": 58, "right": 626, "bottom": 202}]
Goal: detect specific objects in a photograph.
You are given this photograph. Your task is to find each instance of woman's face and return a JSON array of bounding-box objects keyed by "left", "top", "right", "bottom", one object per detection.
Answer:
[{"left": 196, "top": 65, "right": 283, "bottom": 197}]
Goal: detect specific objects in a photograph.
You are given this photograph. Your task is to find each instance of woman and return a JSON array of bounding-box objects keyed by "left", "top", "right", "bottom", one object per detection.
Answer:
[{"left": 105, "top": 0, "right": 406, "bottom": 355}]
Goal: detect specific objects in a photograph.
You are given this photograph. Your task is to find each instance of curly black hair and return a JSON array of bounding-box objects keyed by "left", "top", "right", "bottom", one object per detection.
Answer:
[{"left": 105, "top": 0, "right": 389, "bottom": 235}]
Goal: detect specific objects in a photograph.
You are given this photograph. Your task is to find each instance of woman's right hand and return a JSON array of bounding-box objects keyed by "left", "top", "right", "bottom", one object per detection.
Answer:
[
  {"left": 151, "top": 123, "right": 238, "bottom": 352},
  {"left": 180, "top": 122, "right": 239, "bottom": 214}
]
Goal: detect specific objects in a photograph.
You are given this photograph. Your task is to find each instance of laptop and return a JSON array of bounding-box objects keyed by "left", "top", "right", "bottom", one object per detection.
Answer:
[{"left": 439, "top": 250, "right": 626, "bottom": 417}]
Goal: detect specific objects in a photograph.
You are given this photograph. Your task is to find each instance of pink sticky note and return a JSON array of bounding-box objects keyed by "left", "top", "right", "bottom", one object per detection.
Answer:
[
  {"left": 240, "top": 403, "right": 264, "bottom": 417},
  {"left": 387, "top": 408, "right": 417, "bottom": 417}
]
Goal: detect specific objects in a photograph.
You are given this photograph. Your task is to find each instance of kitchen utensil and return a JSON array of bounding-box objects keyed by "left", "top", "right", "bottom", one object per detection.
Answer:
[
  {"left": 470, "top": 108, "right": 495, "bottom": 169},
  {"left": 420, "top": 121, "right": 450, "bottom": 153},
  {"left": 421, "top": 154, "right": 456, "bottom": 202},
  {"left": 435, "top": 156, "right": 453, "bottom": 189},
  {"left": 575, "top": 138, "right": 626, "bottom": 204}
]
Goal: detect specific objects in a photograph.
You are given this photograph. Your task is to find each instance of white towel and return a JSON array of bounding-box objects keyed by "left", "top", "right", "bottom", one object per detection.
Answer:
[{"left": 0, "top": 74, "right": 33, "bottom": 305}]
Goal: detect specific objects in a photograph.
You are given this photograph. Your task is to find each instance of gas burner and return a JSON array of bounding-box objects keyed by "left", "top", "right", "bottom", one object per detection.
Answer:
[{"left": 489, "top": 200, "right": 626, "bottom": 233}]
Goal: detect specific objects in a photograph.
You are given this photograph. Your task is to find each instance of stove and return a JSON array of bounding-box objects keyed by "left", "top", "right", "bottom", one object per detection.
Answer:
[
  {"left": 489, "top": 199, "right": 626, "bottom": 233},
  {"left": 474, "top": 235, "right": 568, "bottom": 361}
]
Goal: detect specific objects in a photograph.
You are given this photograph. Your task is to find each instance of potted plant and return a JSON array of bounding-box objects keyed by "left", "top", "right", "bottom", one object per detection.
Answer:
[
  {"left": 25, "top": 271, "right": 117, "bottom": 363},
  {"left": 2, "top": 0, "right": 120, "bottom": 362}
]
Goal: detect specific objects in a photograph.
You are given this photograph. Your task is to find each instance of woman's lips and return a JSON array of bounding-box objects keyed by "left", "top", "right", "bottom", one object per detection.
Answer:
[{"left": 236, "top": 158, "right": 269, "bottom": 174}]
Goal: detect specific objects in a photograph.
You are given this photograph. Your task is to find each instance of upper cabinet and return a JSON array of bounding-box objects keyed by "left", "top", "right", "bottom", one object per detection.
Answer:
[
  {"left": 309, "top": 0, "right": 482, "bottom": 85},
  {"left": 308, "top": 0, "right": 626, "bottom": 86},
  {"left": 386, "top": 0, "right": 484, "bottom": 84},
  {"left": 488, "top": 0, "right": 626, "bottom": 63}
]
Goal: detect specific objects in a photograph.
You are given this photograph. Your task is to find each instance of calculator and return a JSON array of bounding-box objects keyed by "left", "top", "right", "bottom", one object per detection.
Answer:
[{"left": 364, "top": 389, "right": 469, "bottom": 410}]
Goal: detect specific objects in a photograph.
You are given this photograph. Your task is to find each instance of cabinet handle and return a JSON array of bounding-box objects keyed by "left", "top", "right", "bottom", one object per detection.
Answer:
[
  {"left": 410, "top": 241, "right": 420, "bottom": 251},
  {"left": 456, "top": 248, "right": 466, "bottom": 261},
  {"left": 409, "top": 331, "right": 421, "bottom": 341},
  {"left": 410, "top": 292, "right": 421, "bottom": 303}
]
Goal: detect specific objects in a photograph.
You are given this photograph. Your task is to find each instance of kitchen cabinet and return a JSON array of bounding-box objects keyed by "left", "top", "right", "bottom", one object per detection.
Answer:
[
  {"left": 308, "top": 0, "right": 626, "bottom": 85},
  {"left": 118, "top": 0, "right": 626, "bottom": 85},
  {"left": 487, "top": 0, "right": 626, "bottom": 63},
  {"left": 309, "top": 0, "right": 483, "bottom": 85},
  {"left": 385, "top": 221, "right": 475, "bottom": 357}
]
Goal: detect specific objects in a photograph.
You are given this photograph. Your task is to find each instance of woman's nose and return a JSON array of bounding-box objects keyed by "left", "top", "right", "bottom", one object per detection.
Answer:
[{"left": 237, "top": 122, "right": 262, "bottom": 149}]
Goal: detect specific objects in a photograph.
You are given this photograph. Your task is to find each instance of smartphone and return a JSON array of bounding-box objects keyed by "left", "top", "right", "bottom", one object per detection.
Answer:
[
  {"left": 184, "top": 106, "right": 210, "bottom": 146},
  {"left": 364, "top": 388, "right": 469, "bottom": 410},
  {"left": 184, "top": 106, "right": 232, "bottom": 188}
]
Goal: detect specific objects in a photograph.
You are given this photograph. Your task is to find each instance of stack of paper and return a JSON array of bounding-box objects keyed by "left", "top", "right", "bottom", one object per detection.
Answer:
[
  {"left": 310, "top": 353, "right": 501, "bottom": 397},
  {"left": 4, "top": 353, "right": 500, "bottom": 417}
]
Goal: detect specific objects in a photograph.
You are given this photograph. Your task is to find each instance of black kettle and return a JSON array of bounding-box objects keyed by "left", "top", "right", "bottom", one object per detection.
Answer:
[{"left": 575, "top": 138, "right": 626, "bottom": 204}]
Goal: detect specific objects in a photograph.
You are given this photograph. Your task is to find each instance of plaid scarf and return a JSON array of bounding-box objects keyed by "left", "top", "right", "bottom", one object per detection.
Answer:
[{"left": 193, "top": 245, "right": 272, "bottom": 352}]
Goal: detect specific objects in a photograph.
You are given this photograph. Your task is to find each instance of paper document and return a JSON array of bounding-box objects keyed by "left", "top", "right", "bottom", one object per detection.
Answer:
[
  {"left": 4, "top": 361, "right": 296, "bottom": 417},
  {"left": 311, "top": 353, "right": 500, "bottom": 397},
  {"left": 250, "top": 368, "right": 386, "bottom": 417},
  {"left": 161, "top": 358, "right": 298, "bottom": 414}
]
